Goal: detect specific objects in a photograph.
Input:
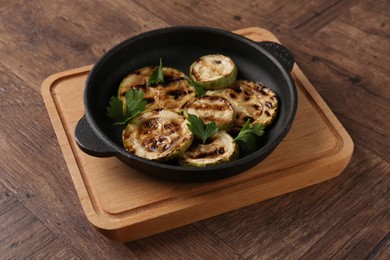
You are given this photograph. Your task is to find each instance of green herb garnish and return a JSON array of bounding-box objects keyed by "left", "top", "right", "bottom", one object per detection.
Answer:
[
  {"left": 187, "top": 78, "right": 206, "bottom": 97},
  {"left": 186, "top": 114, "right": 219, "bottom": 143},
  {"left": 233, "top": 119, "right": 265, "bottom": 150},
  {"left": 147, "top": 58, "right": 164, "bottom": 85},
  {"left": 106, "top": 95, "right": 124, "bottom": 121},
  {"left": 106, "top": 89, "right": 147, "bottom": 125}
]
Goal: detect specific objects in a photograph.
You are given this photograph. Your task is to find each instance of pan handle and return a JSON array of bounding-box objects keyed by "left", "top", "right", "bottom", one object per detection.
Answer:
[
  {"left": 74, "top": 115, "right": 116, "bottom": 157},
  {"left": 257, "top": 41, "right": 295, "bottom": 72}
]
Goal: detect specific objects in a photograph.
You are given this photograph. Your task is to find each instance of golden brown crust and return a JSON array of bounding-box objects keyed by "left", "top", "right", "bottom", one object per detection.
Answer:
[
  {"left": 206, "top": 80, "right": 278, "bottom": 127},
  {"left": 122, "top": 109, "right": 193, "bottom": 161},
  {"left": 118, "top": 66, "right": 195, "bottom": 113}
]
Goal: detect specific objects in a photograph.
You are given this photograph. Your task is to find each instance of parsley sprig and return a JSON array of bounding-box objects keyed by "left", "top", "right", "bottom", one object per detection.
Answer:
[
  {"left": 106, "top": 89, "right": 147, "bottom": 125},
  {"left": 187, "top": 78, "right": 206, "bottom": 97},
  {"left": 186, "top": 114, "right": 219, "bottom": 143},
  {"left": 147, "top": 57, "right": 206, "bottom": 96},
  {"left": 147, "top": 58, "right": 164, "bottom": 85},
  {"left": 233, "top": 119, "right": 265, "bottom": 150}
]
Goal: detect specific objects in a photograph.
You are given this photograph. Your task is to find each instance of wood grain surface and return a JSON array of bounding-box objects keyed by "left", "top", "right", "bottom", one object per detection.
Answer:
[{"left": 1, "top": 0, "right": 389, "bottom": 258}]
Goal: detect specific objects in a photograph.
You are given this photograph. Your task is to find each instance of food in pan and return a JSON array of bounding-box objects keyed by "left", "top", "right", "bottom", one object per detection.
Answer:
[
  {"left": 185, "top": 95, "right": 234, "bottom": 130},
  {"left": 122, "top": 109, "right": 193, "bottom": 161},
  {"left": 206, "top": 80, "right": 278, "bottom": 129},
  {"left": 179, "top": 131, "right": 238, "bottom": 167},
  {"left": 190, "top": 54, "right": 237, "bottom": 90},
  {"left": 106, "top": 56, "right": 279, "bottom": 166},
  {"left": 118, "top": 65, "right": 196, "bottom": 114}
]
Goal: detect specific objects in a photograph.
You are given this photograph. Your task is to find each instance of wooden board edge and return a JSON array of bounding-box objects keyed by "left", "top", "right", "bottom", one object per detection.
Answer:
[
  {"left": 292, "top": 64, "right": 354, "bottom": 161},
  {"left": 94, "top": 152, "right": 351, "bottom": 241},
  {"left": 40, "top": 65, "right": 98, "bottom": 227}
]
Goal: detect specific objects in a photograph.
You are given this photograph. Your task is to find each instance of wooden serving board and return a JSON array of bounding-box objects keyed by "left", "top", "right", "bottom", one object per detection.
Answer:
[{"left": 41, "top": 27, "right": 354, "bottom": 242}]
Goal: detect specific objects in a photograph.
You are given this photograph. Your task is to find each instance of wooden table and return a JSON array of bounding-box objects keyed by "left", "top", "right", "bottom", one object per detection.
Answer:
[{"left": 1, "top": 0, "right": 389, "bottom": 258}]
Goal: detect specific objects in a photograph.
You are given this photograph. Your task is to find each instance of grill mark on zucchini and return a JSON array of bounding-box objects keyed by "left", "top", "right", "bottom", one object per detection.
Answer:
[
  {"left": 138, "top": 117, "right": 184, "bottom": 154},
  {"left": 122, "top": 109, "right": 193, "bottom": 161},
  {"left": 161, "top": 76, "right": 186, "bottom": 86},
  {"left": 188, "top": 146, "right": 225, "bottom": 159},
  {"left": 185, "top": 95, "right": 234, "bottom": 130},
  {"left": 119, "top": 79, "right": 189, "bottom": 94},
  {"left": 190, "top": 54, "right": 237, "bottom": 90},
  {"left": 206, "top": 80, "right": 279, "bottom": 127},
  {"left": 168, "top": 89, "right": 192, "bottom": 100},
  {"left": 118, "top": 67, "right": 196, "bottom": 113},
  {"left": 179, "top": 131, "right": 238, "bottom": 166}
]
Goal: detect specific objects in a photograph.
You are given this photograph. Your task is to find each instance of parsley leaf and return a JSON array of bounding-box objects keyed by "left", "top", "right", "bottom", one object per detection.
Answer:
[
  {"left": 106, "top": 89, "right": 147, "bottom": 125},
  {"left": 121, "top": 89, "right": 147, "bottom": 123},
  {"left": 106, "top": 96, "right": 124, "bottom": 121},
  {"left": 147, "top": 58, "right": 164, "bottom": 85},
  {"left": 186, "top": 114, "right": 219, "bottom": 143},
  {"left": 233, "top": 120, "right": 265, "bottom": 151},
  {"left": 187, "top": 78, "right": 206, "bottom": 97}
]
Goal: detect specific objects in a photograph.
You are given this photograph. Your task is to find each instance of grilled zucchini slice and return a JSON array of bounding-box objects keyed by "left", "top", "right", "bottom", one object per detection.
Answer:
[
  {"left": 179, "top": 131, "right": 238, "bottom": 167},
  {"left": 185, "top": 95, "right": 234, "bottom": 130},
  {"left": 206, "top": 80, "right": 279, "bottom": 128},
  {"left": 122, "top": 109, "right": 193, "bottom": 161},
  {"left": 190, "top": 54, "right": 237, "bottom": 90},
  {"left": 118, "top": 66, "right": 196, "bottom": 113}
]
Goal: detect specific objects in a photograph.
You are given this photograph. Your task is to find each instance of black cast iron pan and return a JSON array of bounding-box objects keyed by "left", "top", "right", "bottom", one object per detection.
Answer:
[{"left": 75, "top": 26, "right": 297, "bottom": 182}]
